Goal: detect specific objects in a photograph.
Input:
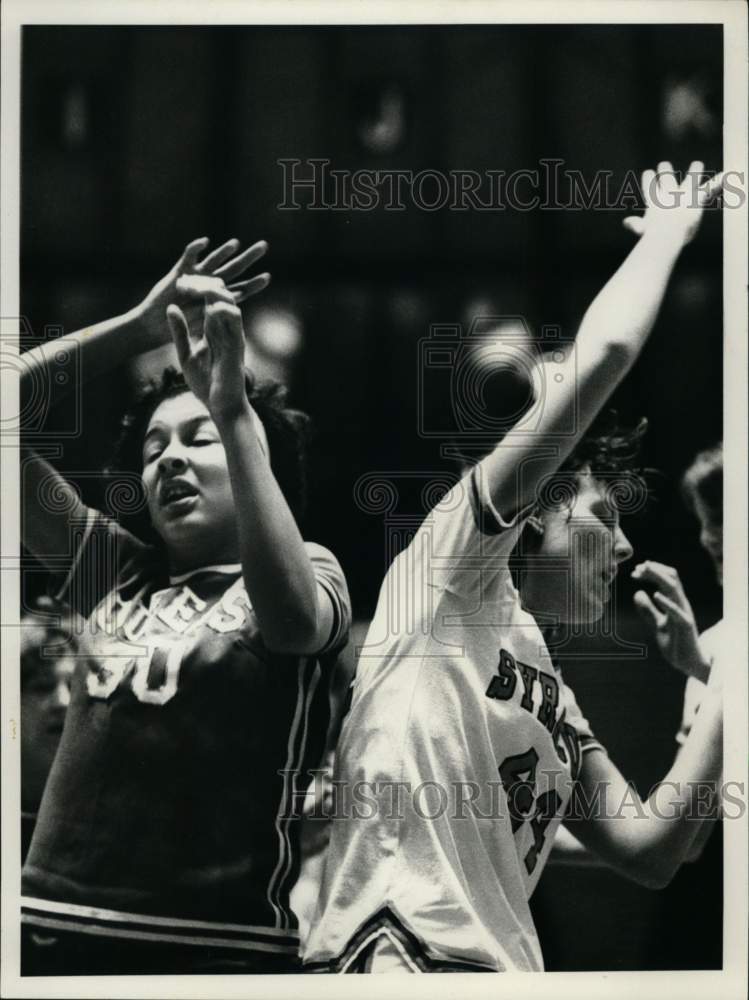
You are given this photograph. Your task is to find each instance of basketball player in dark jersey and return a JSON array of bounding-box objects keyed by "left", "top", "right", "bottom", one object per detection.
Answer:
[{"left": 19, "top": 238, "right": 352, "bottom": 974}]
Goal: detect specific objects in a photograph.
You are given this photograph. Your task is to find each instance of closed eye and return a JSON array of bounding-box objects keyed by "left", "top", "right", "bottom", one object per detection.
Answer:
[
  {"left": 143, "top": 446, "right": 164, "bottom": 464},
  {"left": 591, "top": 501, "right": 618, "bottom": 530}
]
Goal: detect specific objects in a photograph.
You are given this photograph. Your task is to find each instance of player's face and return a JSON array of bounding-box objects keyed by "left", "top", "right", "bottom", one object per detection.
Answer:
[
  {"left": 535, "top": 470, "right": 633, "bottom": 624},
  {"left": 142, "top": 392, "right": 238, "bottom": 571},
  {"left": 693, "top": 496, "right": 723, "bottom": 586}
]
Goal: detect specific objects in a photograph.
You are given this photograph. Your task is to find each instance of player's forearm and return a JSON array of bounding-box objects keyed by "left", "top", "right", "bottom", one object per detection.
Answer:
[
  {"left": 575, "top": 677, "right": 722, "bottom": 889},
  {"left": 481, "top": 228, "right": 686, "bottom": 521},
  {"left": 216, "top": 402, "right": 323, "bottom": 655},
  {"left": 629, "top": 689, "right": 722, "bottom": 886},
  {"left": 575, "top": 226, "right": 685, "bottom": 367},
  {"left": 549, "top": 823, "right": 607, "bottom": 867},
  {"left": 19, "top": 305, "right": 160, "bottom": 411}
]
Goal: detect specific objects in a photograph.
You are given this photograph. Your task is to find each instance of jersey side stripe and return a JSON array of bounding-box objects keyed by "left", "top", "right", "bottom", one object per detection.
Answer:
[
  {"left": 20, "top": 896, "right": 296, "bottom": 939},
  {"left": 271, "top": 659, "right": 322, "bottom": 924},
  {"left": 266, "top": 657, "right": 308, "bottom": 927},
  {"left": 21, "top": 914, "right": 299, "bottom": 954}
]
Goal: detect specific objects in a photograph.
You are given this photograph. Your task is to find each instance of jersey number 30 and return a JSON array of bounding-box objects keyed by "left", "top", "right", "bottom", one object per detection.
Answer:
[{"left": 86, "top": 641, "right": 185, "bottom": 705}]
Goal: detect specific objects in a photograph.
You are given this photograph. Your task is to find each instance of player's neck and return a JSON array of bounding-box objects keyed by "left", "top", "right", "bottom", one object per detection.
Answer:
[{"left": 166, "top": 525, "right": 240, "bottom": 577}]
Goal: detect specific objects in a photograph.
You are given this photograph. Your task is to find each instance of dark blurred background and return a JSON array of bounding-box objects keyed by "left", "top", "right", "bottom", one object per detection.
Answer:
[{"left": 21, "top": 24, "right": 723, "bottom": 971}]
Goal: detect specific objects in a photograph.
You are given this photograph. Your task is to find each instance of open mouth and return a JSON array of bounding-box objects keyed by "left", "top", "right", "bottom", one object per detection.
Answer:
[{"left": 160, "top": 478, "right": 199, "bottom": 509}]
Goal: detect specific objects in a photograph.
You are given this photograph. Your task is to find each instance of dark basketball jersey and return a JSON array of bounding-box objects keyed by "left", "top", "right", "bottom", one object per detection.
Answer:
[{"left": 22, "top": 511, "right": 351, "bottom": 960}]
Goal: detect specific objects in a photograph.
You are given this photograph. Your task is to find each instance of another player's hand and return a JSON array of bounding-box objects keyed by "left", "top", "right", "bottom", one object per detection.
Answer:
[
  {"left": 166, "top": 276, "right": 250, "bottom": 425},
  {"left": 622, "top": 161, "right": 724, "bottom": 248},
  {"left": 136, "top": 237, "right": 270, "bottom": 347},
  {"left": 631, "top": 560, "right": 710, "bottom": 682}
]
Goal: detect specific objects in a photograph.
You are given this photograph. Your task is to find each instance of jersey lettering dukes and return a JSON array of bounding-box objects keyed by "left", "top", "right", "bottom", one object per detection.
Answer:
[
  {"left": 22, "top": 512, "right": 351, "bottom": 960},
  {"left": 304, "top": 463, "right": 604, "bottom": 973}
]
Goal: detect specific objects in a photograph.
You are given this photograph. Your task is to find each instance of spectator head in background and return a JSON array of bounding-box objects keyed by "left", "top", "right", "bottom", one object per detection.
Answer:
[
  {"left": 21, "top": 599, "right": 76, "bottom": 817},
  {"left": 681, "top": 443, "right": 723, "bottom": 586}
]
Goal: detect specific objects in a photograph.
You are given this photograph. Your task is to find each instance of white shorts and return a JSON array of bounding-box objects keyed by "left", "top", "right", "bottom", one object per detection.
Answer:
[{"left": 304, "top": 906, "right": 497, "bottom": 974}]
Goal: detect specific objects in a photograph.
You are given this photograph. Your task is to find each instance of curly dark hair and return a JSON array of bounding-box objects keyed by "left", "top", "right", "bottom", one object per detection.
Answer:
[
  {"left": 535, "top": 409, "right": 650, "bottom": 514},
  {"left": 512, "top": 410, "right": 649, "bottom": 564},
  {"left": 560, "top": 410, "right": 648, "bottom": 477},
  {"left": 680, "top": 442, "right": 722, "bottom": 527},
  {"left": 106, "top": 367, "right": 310, "bottom": 537}
]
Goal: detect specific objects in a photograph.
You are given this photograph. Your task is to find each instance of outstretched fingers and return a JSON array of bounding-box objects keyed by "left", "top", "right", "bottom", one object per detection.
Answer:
[
  {"left": 203, "top": 299, "right": 245, "bottom": 357},
  {"left": 228, "top": 272, "right": 272, "bottom": 302},
  {"left": 633, "top": 589, "right": 666, "bottom": 631},
  {"left": 641, "top": 168, "right": 657, "bottom": 209},
  {"left": 631, "top": 560, "right": 688, "bottom": 608},
  {"left": 194, "top": 238, "right": 241, "bottom": 275},
  {"left": 213, "top": 240, "right": 269, "bottom": 282},
  {"left": 656, "top": 161, "right": 678, "bottom": 197},
  {"left": 176, "top": 273, "right": 235, "bottom": 304},
  {"left": 651, "top": 590, "right": 692, "bottom": 625},
  {"left": 166, "top": 304, "right": 192, "bottom": 367},
  {"left": 177, "top": 237, "right": 211, "bottom": 271}
]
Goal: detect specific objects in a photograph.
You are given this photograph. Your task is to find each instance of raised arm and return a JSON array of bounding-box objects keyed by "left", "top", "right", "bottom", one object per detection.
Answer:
[
  {"left": 482, "top": 162, "right": 723, "bottom": 521},
  {"left": 167, "top": 279, "right": 335, "bottom": 656},
  {"left": 19, "top": 237, "right": 270, "bottom": 410},
  {"left": 20, "top": 238, "right": 269, "bottom": 569}
]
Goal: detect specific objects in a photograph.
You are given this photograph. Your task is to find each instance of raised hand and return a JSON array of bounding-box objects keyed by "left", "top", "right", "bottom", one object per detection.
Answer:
[
  {"left": 136, "top": 237, "right": 270, "bottom": 347},
  {"left": 622, "top": 161, "right": 724, "bottom": 247},
  {"left": 166, "top": 276, "right": 249, "bottom": 424},
  {"left": 632, "top": 560, "right": 710, "bottom": 682}
]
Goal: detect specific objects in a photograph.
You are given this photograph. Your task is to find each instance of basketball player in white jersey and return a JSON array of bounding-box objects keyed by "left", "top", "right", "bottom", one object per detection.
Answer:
[{"left": 304, "top": 162, "right": 725, "bottom": 973}]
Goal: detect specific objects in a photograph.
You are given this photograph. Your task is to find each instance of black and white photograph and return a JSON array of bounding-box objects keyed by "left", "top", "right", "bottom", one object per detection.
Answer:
[{"left": 1, "top": 2, "right": 747, "bottom": 998}]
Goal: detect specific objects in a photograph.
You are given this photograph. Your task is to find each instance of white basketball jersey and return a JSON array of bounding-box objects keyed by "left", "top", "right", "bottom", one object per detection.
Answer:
[{"left": 304, "top": 463, "right": 604, "bottom": 972}]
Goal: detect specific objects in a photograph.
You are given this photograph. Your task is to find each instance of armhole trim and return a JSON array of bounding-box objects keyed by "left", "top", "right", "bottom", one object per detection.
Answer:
[
  {"left": 52, "top": 507, "right": 97, "bottom": 602},
  {"left": 468, "top": 464, "right": 534, "bottom": 537}
]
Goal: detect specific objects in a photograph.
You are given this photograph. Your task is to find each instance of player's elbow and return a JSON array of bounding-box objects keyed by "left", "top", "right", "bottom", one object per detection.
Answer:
[
  {"left": 261, "top": 608, "right": 325, "bottom": 656},
  {"left": 599, "top": 335, "right": 640, "bottom": 371},
  {"left": 623, "top": 849, "right": 681, "bottom": 890},
  {"left": 577, "top": 320, "right": 640, "bottom": 368},
  {"left": 575, "top": 337, "right": 639, "bottom": 397},
  {"left": 636, "top": 865, "right": 676, "bottom": 891}
]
